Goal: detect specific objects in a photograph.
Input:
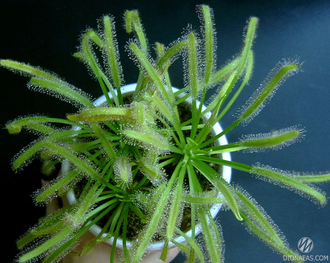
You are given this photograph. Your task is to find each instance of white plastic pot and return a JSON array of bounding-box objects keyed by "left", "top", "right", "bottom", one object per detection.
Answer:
[{"left": 65, "top": 83, "right": 232, "bottom": 250}]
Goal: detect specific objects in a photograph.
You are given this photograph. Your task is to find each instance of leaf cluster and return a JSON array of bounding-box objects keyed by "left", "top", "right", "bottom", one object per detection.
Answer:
[{"left": 2, "top": 4, "right": 330, "bottom": 263}]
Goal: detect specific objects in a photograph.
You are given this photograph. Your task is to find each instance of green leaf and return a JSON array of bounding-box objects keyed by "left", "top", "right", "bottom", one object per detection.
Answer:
[
  {"left": 252, "top": 165, "right": 327, "bottom": 205},
  {"left": 174, "top": 228, "right": 205, "bottom": 263},
  {"left": 238, "top": 62, "right": 300, "bottom": 124},
  {"left": 132, "top": 164, "right": 181, "bottom": 263},
  {"left": 239, "top": 128, "right": 302, "bottom": 150},
  {"left": 182, "top": 194, "right": 226, "bottom": 205},
  {"left": 191, "top": 158, "right": 243, "bottom": 221},
  {"left": 197, "top": 207, "right": 222, "bottom": 263},
  {"left": 187, "top": 32, "right": 199, "bottom": 100},
  {"left": 29, "top": 77, "right": 94, "bottom": 108},
  {"left": 19, "top": 227, "right": 74, "bottom": 263},
  {"left": 1, "top": 59, "right": 54, "bottom": 79},
  {"left": 123, "top": 129, "right": 170, "bottom": 152},
  {"left": 125, "top": 10, "right": 148, "bottom": 53},
  {"left": 129, "top": 42, "right": 172, "bottom": 103},
  {"left": 216, "top": 50, "right": 254, "bottom": 122},
  {"left": 103, "top": 15, "right": 123, "bottom": 92},
  {"left": 237, "top": 188, "right": 303, "bottom": 262},
  {"left": 199, "top": 5, "right": 215, "bottom": 84},
  {"left": 6, "top": 116, "right": 87, "bottom": 134},
  {"left": 90, "top": 123, "right": 117, "bottom": 161},
  {"left": 43, "top": 142, "right": 114, "bottom": 190},
  {"left": 237, "top": 17, "right": 258, "bottom": 76},
  {"left": 79, "top": 33, "right": 115, "bottom": 106},
  {"left": 12, "top": 129, "right": 91, "bottom": 170},
  {"left": 67, "top": 107, "right": 133, "bottom": 122},
  {"left": 36, "top": 170, "right": 80, "bottom": 202},
  {"left": 167, "top": 163, "right": 186, "bottom": 240},
  {"left": 198, "top": 156, "right": 327, "bottom": 205},
  {"left": 296, "top": 174, "right": 330, "bottom": 183},
  {"left": 156, "top": 39, "right": 188, "bottom": 70}
]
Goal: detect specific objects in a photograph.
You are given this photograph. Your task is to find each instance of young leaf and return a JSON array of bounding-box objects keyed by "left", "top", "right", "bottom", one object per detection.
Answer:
[{"left": 125, "top": 10, "right": 148, "bottom": 53}]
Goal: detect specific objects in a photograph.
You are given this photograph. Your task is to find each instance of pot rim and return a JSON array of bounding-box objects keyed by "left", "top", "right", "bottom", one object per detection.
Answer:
[{"left": 65, "top": 83, "right": 232, "bottom": 250}]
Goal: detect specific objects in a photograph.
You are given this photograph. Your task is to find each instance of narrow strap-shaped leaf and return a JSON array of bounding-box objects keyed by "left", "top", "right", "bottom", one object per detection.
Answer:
[
  {"left": 125, "top": 10, "right": 148, "bottom": 53},
  {"left": 296, "top": 174, "right": 330, "bottom": 183},
  {"left": 236, "top": 17, "right": 258, "bottom": 76},
  {"left": 194, "top": 71, "right": 237, "bottom": 145},
  {"left": 29, "top": 77, "right": 94, "bottom": 108},
  {"left": 129, "top": 42, "right": 173, "bottom": 103},
  {"left": 198, "top": 156, "right": 327, "bottom": 205},
  {"left": 90, "top": 123, "right": 117, "bottom": 160},
  {"left": 182, "top": 194, "right": 226, "bottom": 205},
  {"left": 160, "top": 239, "right": 169, "bottom": 262},
  {"left": 17, "top": 232, "right": 38, "bottom": 250},
  {"left": 41, "top": 220, "right": 95, "bottom": 263},
  {"left": 204, "top": 126, "right": 303, "bottom": 154},
  {"left": 209, "top": 57, "right": 239, "bottom": 87},
  {"left": 103, "top": 16, "right": 123, "bottom": 94},
  {"left": 131, "top": 183, "right": 171, "bottom": 263},
  {"left": 199, "top": 5, "right": 215, "bottom": 84},
  {"left": 16, "top": 206, "right": 72, "bottom": 249},
  {"left": 236, "top": 189, "right": 282, "bottom": 245},
  {"left": 167, "top": 161, "right": 187, "bottom": 239},
  {"left": 197, "top": 207, "right": 222, "bottom": 263},
  {"left": 18, "top": 227, "right": 74, "bottom": 263},
  {"left": 237, "top": 189, "right": 303, "bottom": 262},
  {"left": 86, "top": 29, "right": 104, "bottom": 47},
  {"left": 80, "top": 34, "right": 115, "bottom": 106},
  {"left": 36, "top": 170, "right": 80, "bottom": 203},
  {"left": 121, "top": 204, "right": 132, "bottom": 263},
  {"left": 239, "top": 128, "right": 302, "bottom": 149},
  {"left": 67, "top": 107, "right": 133, "bottom": 122},
  {"left": 145, "top": 92, "right": 174, "bottom": 124},
  {"left": 187, "top": 32, "right": 199, "bottom": 101},
  {"left": 216, "top": 50, "right": 254, "bottom": 122},
  {"left": 156, "top": 39, "right": 188, "bottom": 70},
  {"left": 204, "top": 60, "right": 301, "bottom": 147},
  {"left": 238, "top": 62, "right": 300, "bottom": 125},
  {"left": 201, "top": 71, "right": 237, "bottom": 115},
  {"left": 1, "top": 60, "right": 94, "bottom": 108},
  {"left": 123, "top": 129, "right": 170, "bottom": 152},
  {"left": 191, "top": 158, "right": 243, "bottom": 221},
  {"left": 1, "top": 59, "right": 55, "bottom": 79},
  {"left": 252, "top": 165, "right": 327, "bottom": 205},
  {"left": 131, "top": 164, "right": 181, "bottom": 263},
  {"left": 187, "top": 32, "right": 200, "bottom": 139},
  {"left": 44, "top": 142, "right": 114, "bottom": 190},
  {"left": 12, "top": 129, "right": 91, "bottom": 170},
  {"left": 6, "top": 116, "right": 87, "bottom": 134},
  {"left": 174, "top": 227, "right": 205, "bottom": 263}
]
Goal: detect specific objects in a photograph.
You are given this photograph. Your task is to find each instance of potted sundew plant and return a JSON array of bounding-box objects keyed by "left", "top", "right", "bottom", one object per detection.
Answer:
[{"left": 2, "top": 4, "right": 330, "bottom": 263}]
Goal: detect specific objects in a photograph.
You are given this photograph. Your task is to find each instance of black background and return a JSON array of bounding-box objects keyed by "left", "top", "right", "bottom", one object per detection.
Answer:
[{"left": 1, "top": 0, "right": 330, "bottom": 262}]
